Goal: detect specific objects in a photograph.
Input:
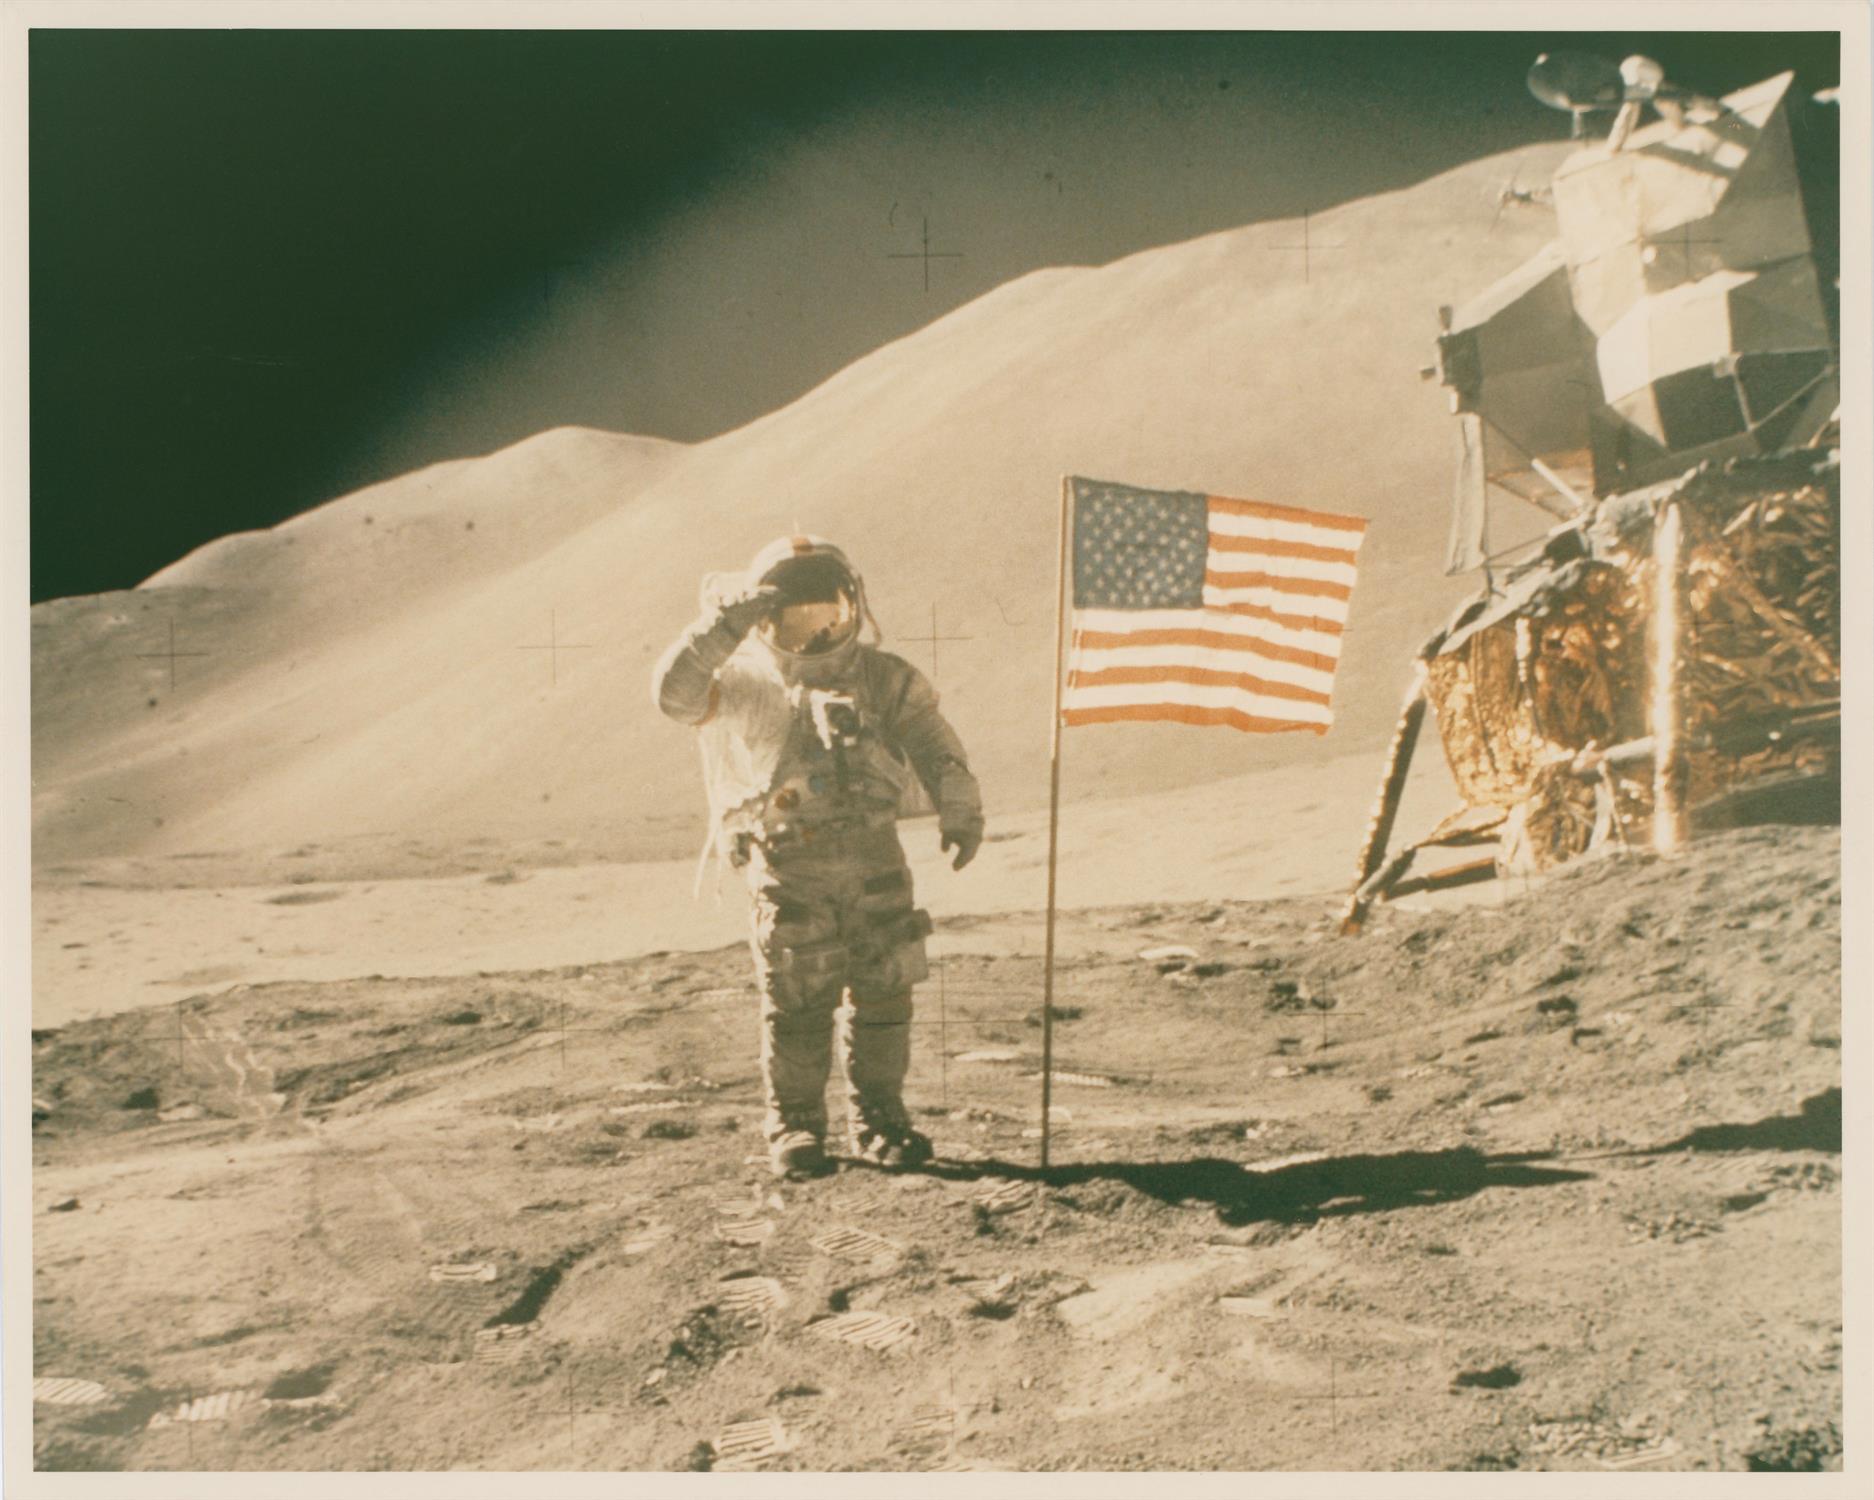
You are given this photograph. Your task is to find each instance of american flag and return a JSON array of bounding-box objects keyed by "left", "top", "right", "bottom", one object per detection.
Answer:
[{"left": 1062, "top": 477, "right": 1368, "bottom": 733}]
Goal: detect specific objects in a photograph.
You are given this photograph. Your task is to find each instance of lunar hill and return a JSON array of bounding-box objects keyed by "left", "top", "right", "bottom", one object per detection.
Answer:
[{"left": 31, "top": 144, "right": 1571, "bottom": 880}]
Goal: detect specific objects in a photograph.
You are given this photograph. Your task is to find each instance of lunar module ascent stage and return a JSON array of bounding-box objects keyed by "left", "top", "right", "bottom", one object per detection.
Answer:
[{"left": 1342, "top": 56, "right": 1841, "bottom": 934}]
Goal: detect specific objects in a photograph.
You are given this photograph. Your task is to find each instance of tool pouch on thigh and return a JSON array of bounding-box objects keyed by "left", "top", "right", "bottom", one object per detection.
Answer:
[
  {"left": 866, "top": 906, "right": 933, "bottom": 991},
  {"left": 774, "top": 937, "right": 848, "bottom": 1008},
  {"left": 757, "top": 900, "right": 847, "bottom": 1010}
]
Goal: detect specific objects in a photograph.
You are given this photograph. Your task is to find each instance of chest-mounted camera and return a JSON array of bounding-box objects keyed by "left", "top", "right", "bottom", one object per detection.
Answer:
[{"left": 809, "top": 690, "right": 862, "bottom": 752}]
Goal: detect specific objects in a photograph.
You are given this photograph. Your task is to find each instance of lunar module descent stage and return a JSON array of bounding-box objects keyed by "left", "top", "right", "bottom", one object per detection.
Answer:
[{"left": 1341, "top": 57, "right": 1841, "bottom": 934}]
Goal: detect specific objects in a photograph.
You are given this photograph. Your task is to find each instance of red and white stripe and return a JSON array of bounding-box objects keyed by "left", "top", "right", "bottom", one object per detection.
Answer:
[{"left": 1063, "top": 495, "right": 1367, "bottom": 735}]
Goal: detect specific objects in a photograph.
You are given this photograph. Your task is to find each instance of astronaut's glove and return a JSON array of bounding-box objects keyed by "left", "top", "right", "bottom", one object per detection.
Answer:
[
  {"left": 713, "top": 581, "right": 783, "bottom": 639},
  {"left": 940, "top": 818, "right": 984, "bottom": 871}
]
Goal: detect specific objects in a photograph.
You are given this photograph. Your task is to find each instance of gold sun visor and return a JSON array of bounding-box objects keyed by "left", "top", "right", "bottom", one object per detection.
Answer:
[
  {"left": 763, "top": 596, "right": 860, "bottom": 656},
  {"left": 755, "top": 551, "right": 863, "bottom": 658}
]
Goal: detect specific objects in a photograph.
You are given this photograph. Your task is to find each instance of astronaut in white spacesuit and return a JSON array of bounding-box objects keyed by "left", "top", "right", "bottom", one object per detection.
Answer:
[{"left": 652, "top": 536, "right": 984, "bottom": 1178}]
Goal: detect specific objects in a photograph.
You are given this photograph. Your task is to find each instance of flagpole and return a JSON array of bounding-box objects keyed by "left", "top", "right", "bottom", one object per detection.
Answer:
[{"left": 1040, "top": 474, "right": 1071, "bottom": 1170}]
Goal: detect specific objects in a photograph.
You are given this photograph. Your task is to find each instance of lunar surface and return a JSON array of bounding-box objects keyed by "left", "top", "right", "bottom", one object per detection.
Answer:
[{"left": 29, "top": 826, "right": 1843, "bottom": 1471}]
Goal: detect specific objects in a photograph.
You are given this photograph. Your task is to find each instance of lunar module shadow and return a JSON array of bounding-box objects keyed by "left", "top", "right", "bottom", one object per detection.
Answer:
[{"left": 1631, "top": 1085, "right": 1841, "bottom": 1157}]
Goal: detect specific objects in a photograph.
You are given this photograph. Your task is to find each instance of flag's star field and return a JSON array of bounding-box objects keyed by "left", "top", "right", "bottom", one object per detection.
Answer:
[{"left": 1071, "top": 480, "right": 1208, "bottom": 610}]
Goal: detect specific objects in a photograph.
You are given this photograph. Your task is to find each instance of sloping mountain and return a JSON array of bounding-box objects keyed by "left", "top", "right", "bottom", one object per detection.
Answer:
[{"left": 31, "top": 143, "right": 1571, "bottom": 873}]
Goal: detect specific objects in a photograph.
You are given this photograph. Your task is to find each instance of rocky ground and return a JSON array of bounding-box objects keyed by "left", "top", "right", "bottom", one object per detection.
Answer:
[{"left": 29, "top": 824, "right": 1844, "bottom": 1472}]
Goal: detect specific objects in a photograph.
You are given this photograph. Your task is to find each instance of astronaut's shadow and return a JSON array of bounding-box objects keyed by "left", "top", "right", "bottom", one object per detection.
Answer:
[{"left": 913, "top": 1145, "right": 1592, "bottom": 1227}]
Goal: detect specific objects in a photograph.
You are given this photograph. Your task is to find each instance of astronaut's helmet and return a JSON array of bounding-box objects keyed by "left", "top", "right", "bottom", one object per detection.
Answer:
[{"left": 746, "top": 535, "right": 866, "bottom": 680}]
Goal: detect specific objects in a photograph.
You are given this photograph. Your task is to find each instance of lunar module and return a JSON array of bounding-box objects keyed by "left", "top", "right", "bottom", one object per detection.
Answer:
[{"left": 1342, "top": 55, "right": 1840, "bottom": 933}]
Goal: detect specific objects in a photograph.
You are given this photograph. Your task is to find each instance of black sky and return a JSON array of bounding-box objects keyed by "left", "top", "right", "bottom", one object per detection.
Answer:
[{"left": 28, "top": 28, "right": 1840, "bottom": 603}]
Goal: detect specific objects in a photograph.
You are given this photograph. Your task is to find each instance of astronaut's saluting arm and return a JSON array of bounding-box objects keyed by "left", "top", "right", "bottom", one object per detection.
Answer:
[
  {"left": 650, "top": 580, "right": 778, "bottom": 726},
  {"left": 878, "top": 659, "right": 985, "bottom": 870}
]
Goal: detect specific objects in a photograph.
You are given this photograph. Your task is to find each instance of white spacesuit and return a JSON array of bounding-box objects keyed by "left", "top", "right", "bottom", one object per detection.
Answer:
[{"left": 651, "top": 536, "right": 984, "bottom": 1177}]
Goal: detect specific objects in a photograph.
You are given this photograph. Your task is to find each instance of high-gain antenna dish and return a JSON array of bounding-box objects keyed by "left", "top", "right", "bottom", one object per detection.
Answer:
[{"left": 1527, "top": 51, "right": 1627, "bottom": 137}]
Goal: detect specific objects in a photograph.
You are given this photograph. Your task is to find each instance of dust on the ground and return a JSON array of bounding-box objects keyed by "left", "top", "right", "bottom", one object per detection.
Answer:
[{"left": 30, "top": 825, "right": 1842, "bottom": 1472}]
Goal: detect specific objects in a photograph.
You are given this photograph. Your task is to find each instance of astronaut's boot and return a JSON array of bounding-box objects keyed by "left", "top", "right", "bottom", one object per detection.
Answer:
[
  {"left": 769, "top": 1129, "right": 830, "bottom": 1179},
  {"left": 841, "top": 985, "right": 932, "bottom": 1168},
  {"left": 848, "top": 1113, "right": 933, "bottom": 1170}
]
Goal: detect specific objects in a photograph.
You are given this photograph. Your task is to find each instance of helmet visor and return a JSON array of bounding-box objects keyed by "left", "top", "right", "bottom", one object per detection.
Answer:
[
  {"left": 756, "top": 552, "right": 862, "bottom": 657},
  {"left": 763, "top": 595, "right": 859, "bottom": 656}
]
